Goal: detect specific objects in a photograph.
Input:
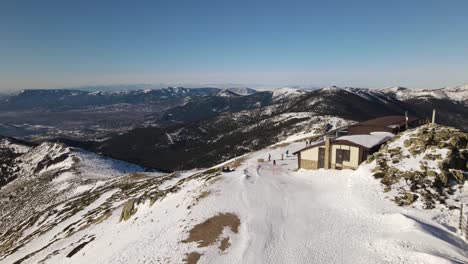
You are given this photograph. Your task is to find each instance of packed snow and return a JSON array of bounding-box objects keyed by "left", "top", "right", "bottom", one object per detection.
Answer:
[{"left": 2, "top": 136, "right": 467, "bottom": 264}]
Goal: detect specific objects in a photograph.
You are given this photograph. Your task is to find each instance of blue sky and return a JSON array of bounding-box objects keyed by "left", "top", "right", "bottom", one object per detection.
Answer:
[{"left": 1, "top": 0, "right": 467, "bottom": 91}]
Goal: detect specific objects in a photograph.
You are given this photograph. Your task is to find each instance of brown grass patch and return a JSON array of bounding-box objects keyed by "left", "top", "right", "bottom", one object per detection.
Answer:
[
  {"left": 182, "top": 213, "right": 240, "bottom": 247},
  {"left": 198, "top": 191, "right": 210, "bottom": 200},
  {"left": 272, "top": 142, "right": 291, "bottom": 148},
  {"left": 257, "top": 158, "right": 265, "bottom": 163},
  {"left": 184, "top": 252, "right": 202, "bottom": 264},
  {"left": 72, "top": 211, "right": 112, "bottom": 236},
  {"left": 193, "top": 190, "right": 211, "bottom": 205},
  {"left": 218, "top": 237, "right": 230, "bottom": 252},
  {"left": 207, "top": 176, "right": 221, "bottom": 184},
  {"left": 225, "top": 156, "right": 248, "bottom": 169}
]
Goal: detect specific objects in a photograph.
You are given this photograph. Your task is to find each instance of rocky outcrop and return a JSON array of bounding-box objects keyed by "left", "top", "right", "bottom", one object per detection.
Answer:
[
  {"left": 369, "top": 125, "right": 467, "bottom": 209},
  {"left": 120, "top": 199, "right": 138, "bottom": 222}
]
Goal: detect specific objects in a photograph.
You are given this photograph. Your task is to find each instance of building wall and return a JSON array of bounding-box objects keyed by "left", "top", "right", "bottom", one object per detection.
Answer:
[
  {"left": 330, "top": 144, "right": 360, "bottom": 169},
  {"left": 299, "top": 146, "right": 320, "bottom": 169},
  {"left": 300, "top": 159, "right": 318, "bottom": 170},
  {"left": 301, "top": 147, "right": 319, "bottom": 160},
  {"left": 298, "top": 145, "right": 361, "bottom": 170}
]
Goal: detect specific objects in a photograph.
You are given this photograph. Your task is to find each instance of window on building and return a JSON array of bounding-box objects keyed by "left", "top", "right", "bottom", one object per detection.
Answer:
[
  {"left": 337, "top": 149, "right": 350, "bottom": 163},
  {"left": 342, "top": 149, "right": 350, "bottom": 161}
]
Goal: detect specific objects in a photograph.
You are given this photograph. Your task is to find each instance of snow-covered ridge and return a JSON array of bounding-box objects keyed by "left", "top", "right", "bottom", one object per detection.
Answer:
[
  {"left": 272, "top": 87, "right": 307, "bottom": 101},
  {"left": 380, "top": 84, "right": 468, "bottom": 102},
  {"left": 1, "top": 127, "right": 467, "bottom": 263},
  {"left": 0, "top": 137, "right": 31, "bottom": 154},
  {"left": 309, "top": 84, "right": 468, "bottom": 102},
  {"left": 212, "top": 89, "right": 240, "bottom": 97},
  {"left": 225, "top": 87, "right": 257, "bottom": 96},
  {"left": 4, "top": 141, "right": 146, "bottom": 187}
]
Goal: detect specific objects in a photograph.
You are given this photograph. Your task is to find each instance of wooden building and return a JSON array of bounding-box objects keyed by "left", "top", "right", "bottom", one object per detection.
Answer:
[
  {"left": 294, "top": 115, "right": 424, "bottom": 170},
  {"left": 293, "top": 132, "right": 394, "bottom": 170}
]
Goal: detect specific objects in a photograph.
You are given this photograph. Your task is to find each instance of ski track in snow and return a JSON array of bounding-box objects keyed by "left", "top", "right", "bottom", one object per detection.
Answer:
[
  {"left": 198, "top": 142, "right": 468, "bottom": 264},
  {"left": 3, "top": 141, "right": 468, "bottom": 264}
]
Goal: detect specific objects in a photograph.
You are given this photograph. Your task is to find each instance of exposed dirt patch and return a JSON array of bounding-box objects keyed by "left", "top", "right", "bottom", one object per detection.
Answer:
[
  {"left": 196, "top": 191, "right": 210, "bottom": 202},
  {"left": 182, "top": 213, "right": 240, "bottom": 247},
  {"left": 218, "top": 237, "right": 230, "bottom": 252},
  {"left": 272, "top": 142, "right": 291, "bottom": 148},
  {"left": 184, "top": 252, "right": 202, "bottom": 264},
  {"left": 225, "top": 156, "right": 248, "bottom": 169}
]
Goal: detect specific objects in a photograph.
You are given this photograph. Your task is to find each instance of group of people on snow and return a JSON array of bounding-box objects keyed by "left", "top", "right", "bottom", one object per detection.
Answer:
[{"left": 268, "top": 149, "right": 289, "bottom": 166}]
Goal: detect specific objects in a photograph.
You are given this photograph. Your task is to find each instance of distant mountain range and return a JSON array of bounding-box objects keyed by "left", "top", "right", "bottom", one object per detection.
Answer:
[{"left": 1, "top": 84, "right": 467, "bottom": 171}]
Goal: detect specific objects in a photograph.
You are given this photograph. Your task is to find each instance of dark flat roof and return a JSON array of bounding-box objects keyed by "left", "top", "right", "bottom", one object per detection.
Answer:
[
  {"left": 294, "top": 115, "right": 419, "bottom": 155},
  {"left": 350, "top": 115, "right": 419, "bottom": 127}
]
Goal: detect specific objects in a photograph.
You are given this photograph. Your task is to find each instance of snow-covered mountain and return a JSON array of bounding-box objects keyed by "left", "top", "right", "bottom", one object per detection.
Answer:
[
  {"left": 271, "top": 87, "right": 307, "bottom": 101},
  {"left": 84, "top": 84, "right": 468, "bottom": 171},
  {"left": 2, "top": 84, "right": 468, "bottom": 142},
  {"left": 1, "top": 84, "right": 467, "bottom": 173},
  {"left": 0, "top": 137, "right": 145, "bottom": 189},
  {"left": 1, "top": 125, "right": 466, "bottom": 263},
  {"left": 224, "top": 87, "right": 257, "bottom": 96},
  {"left": 380, "top": 84, "right": 468, "bottom": 102},
  {"left": 0, "top": 87, "right": 222, "bottom": 111}
]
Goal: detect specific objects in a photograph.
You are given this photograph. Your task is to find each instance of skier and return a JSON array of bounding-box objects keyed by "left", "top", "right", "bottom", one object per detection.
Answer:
[
  {"left": 268, "top": 153, "right": 271, "bottom": 161},
  {"left": 273, "top": 160, "right": 276, "bottom": 166},
  {"left": 286, "top": 150, "right": 289, "bottom": 157},
  {"left": 281, "top": 153, "right": 284, "bottom": 160}
]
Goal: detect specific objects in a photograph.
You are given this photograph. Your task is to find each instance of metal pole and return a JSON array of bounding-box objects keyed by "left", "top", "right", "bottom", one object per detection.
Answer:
[
  {"left": 432, "top": 108, "right": 436, "bottom": 125},
  {"left": 405, "top": 111, "right": 408, "bottom": 130}
]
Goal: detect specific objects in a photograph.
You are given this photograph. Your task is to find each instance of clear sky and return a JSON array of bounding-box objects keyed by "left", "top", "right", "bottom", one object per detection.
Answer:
[{"left": 1, "top": 0, "right": 468, "bottom": 92}]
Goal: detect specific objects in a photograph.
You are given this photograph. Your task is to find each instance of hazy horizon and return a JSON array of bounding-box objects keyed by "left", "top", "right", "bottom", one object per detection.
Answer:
[{"left": 3, "top": 81, "right": 468, "bottom": 95}]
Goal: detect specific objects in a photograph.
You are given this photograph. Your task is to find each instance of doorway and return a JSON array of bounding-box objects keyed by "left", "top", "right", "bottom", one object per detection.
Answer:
[{"left": 318, "top": 148, "right": 325, "bottom": 168}]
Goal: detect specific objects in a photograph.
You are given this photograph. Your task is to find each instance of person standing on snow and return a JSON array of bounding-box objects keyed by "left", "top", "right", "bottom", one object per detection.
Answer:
[
  {"left": 268, "top": 153, "right": 271, "bottom": 161},
  {"left": 273, "top": 160, "right": 276, "bottom": 166}
]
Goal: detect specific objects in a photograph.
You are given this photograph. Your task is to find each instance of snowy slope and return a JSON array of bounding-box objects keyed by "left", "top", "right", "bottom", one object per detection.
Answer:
[
  {"left": 380, "top": 84, "right": 468, "bottom": 102},
  {"left": 442, "top": 84, "right": 468, "bottom": 102},
  {"left": 13, "top": 142, "right": 145, "bottom": 181},
  {"left": 0, "top": 140, "right": 150, "bottom": 254},
  {"left": 272, "top": 87, "right": 307, "bottom": 101},
  {"left": 0, "top": 137, "right": 32, "bottom": 154},
  {"left": 225, "top": 87, "right": 257, "bottom": 96},
  {"left": 1, "top": 130, "right": 467, "bottom": 263}
]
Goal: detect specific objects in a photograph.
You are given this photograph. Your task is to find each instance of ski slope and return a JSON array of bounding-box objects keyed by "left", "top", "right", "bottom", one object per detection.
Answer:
[
  {"left": 2, "top": 141, "right": 467, "bottom": 264},
  {"left": 199, "top": 142, "right": 468, "bottom": 263}
]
